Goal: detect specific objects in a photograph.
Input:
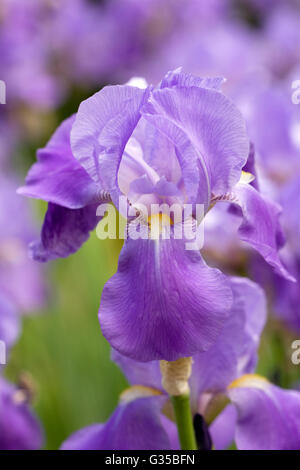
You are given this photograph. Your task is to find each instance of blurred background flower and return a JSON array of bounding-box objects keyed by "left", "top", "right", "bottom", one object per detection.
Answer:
[{"left": 0, "top": 0, "right": 300, "bottom": 449}]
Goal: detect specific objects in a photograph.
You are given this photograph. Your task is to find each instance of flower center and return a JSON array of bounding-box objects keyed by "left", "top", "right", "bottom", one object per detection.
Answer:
[{"left": 117, "top": 120, "right": 184, "bottom": 218}]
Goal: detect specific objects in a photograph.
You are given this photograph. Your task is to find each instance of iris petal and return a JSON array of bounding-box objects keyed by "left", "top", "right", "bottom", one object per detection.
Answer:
[
  {"left": 233, "top": 183, "right": 295, "bottom": 281},
  {"left": 29, "top": 203, "right": 100, "bottom": 262},
  {"left": 61, "top": 396, "right": 170, "bottom": 450},
  {"left": 18, "top": 116, "right": 100, "bottom": 209},
  {"left": 142, "top": 85, "right": 249, "bottom": 207},
  {"left": 99, "top": 234, "right": 233, "bottom": 361},
  {"left": 190, "top": 277, "right": 266, "bottom": 405},
  {"left": 71, "top": 85, "right": 150, "bottom": 207},
  {"left": 228, "top": 378, "right": 300, "bottom": 450}
]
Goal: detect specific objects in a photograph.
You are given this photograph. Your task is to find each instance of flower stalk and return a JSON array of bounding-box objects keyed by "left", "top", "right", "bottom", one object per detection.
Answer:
[
  {"left": 171, "top": 393, "right": 197, "bottom": 450},
  {"left": 160, "top": 357, "right": 197, "bottom": 450}
]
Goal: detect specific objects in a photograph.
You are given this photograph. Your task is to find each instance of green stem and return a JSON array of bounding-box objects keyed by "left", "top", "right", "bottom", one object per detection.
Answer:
[{"left": 171, "top": 393, "right": 197, "bottom": 450}]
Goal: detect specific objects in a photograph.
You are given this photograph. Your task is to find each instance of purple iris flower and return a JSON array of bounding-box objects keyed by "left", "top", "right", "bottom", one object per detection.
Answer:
[
  {"left": 0, "top": 376, "right": 43, "bottom": 450},
  {"left": 62, "top": 276, "right": 300, "bottom": 450},
  {"left": 19, "top": 69, "right": 292, "bottom": 361}
]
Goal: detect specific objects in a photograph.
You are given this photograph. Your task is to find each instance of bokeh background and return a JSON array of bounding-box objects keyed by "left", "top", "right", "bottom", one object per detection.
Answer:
[{"left": 1, "top": 0, "right": 300, "bottom": 449}]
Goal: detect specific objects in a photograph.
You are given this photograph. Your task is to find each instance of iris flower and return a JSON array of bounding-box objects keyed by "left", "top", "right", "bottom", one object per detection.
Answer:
[
  {"left": 61, "top": 277, "right": 300, "bottom": 450},
  {"left": 19, "top": 69, "right": 292, "bottom": 361}
]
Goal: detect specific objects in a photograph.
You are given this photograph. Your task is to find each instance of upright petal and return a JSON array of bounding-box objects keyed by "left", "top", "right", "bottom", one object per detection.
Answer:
[
  {"left": 160, "top": 68, "right": 226, "bottom": 91},
  {"left": 71, "top": 85, "right": 150, "bottom": 205},
  {"left": 61, "top": 395, "right": 170, "bottom": 450},
  {"left": 228, "top": 375, "right": 300, "bottom": 450},
  {"left": 122, "top": 118, "right": 183, "bottom": 194},
  {"left": 100, "top": 234, "right": 233, "bottom": 361},
  {"left": 142, "top": 85, "right": 249, "bottom": 206}
]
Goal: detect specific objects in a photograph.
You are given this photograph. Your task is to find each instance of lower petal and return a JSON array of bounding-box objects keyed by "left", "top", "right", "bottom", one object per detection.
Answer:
[
  {"left": 30, "top": 203, "right": 99, "bottom": 262},
  {"left": 61, "top": 396, "right": 170, "bottom": 450},
  {"left": 160, "top": 414, "right": 180, "bottom": 450},
  {"left": 99, "top": 236, "right": 233, "bottom": 361},
  {"left": 228, "top": 375, "right": 300, "bottom": 450},
  {"left": 17, "top": 115, "right": 101, "bottom": 209},
  {"left": 232, "top": 183, "right": 294, "bottom": 281}
]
